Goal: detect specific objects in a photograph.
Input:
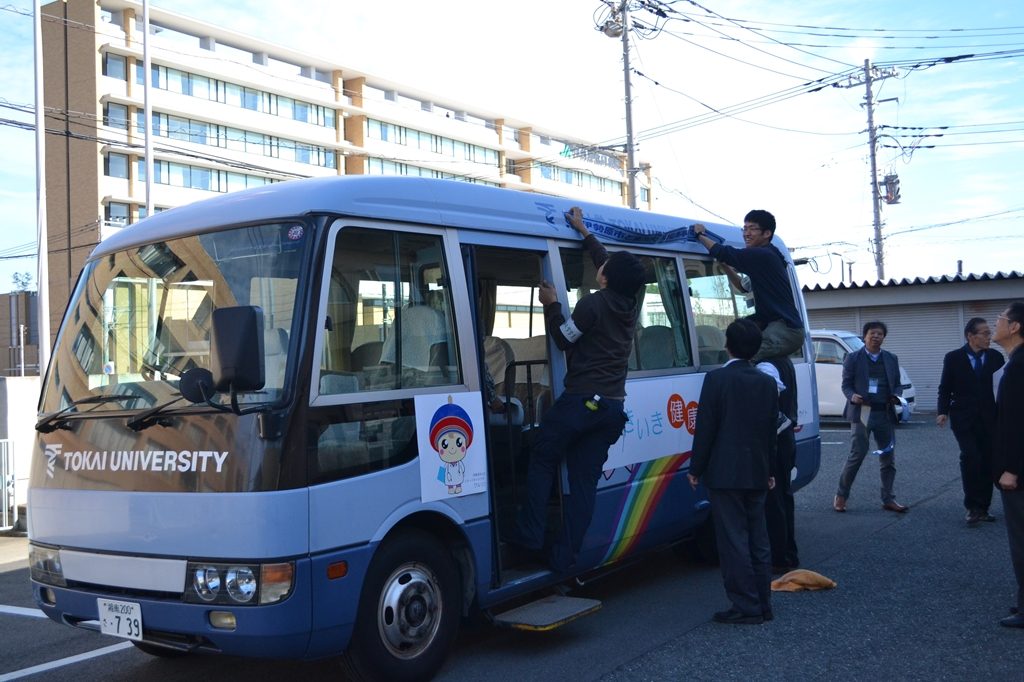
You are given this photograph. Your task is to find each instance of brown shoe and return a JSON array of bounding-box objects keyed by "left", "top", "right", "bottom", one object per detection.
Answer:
[
  {"left": 833, "top": 495, "right": 847, "bottom": 512},
  {"left": 882, "top": 501, "right": 908, "bottom": 513}
]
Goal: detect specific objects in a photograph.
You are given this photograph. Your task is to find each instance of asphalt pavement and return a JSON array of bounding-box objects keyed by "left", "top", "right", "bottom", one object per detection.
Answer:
[{"left": 601, "top": 418, "right": 1024, "bottom": 681}]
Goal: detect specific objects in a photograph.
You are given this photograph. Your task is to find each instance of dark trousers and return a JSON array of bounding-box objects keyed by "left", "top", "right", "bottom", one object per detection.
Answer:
[
  {"left": 838, "top": 410, "right": 897, "bottom": 503},
  {"left": 1001, "top": 488, "right": 1024, "bottom": 612},
  {"left": 517, "top": 393, "right": 626, "bottom": 571},
  {"left": 951, "top": 412, "right": 995, "bottom": 513},
  {"left": 766, "top": 429, "right": 799, "bottom": 567},
  {"left": 708, "top": 488, "right": 772, "bottom": 616}
]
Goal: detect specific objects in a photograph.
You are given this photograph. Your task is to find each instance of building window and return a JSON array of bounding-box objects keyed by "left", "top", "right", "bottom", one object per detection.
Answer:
[
  {"left": 104, "top": 152, "right": 129, "bottom": 178},
  {"left": 102, "top": 53, "right": 126, "bottom": 81},
  {"left": 106, "top": 202, "right": 130, "bottom": 226},
  {"left": 104, "top": 102, "right": 128, "bottom": 130}
]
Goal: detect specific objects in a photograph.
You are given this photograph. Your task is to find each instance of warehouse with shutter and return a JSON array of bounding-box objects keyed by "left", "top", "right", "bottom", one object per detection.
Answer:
[{"left": 802, "top": 272, "right": 1023, "bottom": 413}]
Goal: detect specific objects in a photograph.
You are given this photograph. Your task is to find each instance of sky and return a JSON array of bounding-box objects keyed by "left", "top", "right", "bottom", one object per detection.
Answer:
[{"left": 0, "top": 0, "right": 1022, "bottom": 293}]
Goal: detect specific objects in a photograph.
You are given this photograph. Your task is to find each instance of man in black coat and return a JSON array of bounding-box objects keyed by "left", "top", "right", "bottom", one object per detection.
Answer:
[
  {"left": 937, "top": 317, "right": 1006, "bottom": 525},
  {"left": 688, "top": 318, "right": 778, "bottom": 624},
  {"left": 833, "top": 320, "right": 907, "bottom": 513},
  {"left": 992, "top": 302, "right": 1024, "bottom": 628}
]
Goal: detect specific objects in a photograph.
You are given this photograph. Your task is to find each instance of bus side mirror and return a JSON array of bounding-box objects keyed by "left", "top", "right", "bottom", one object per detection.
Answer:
[{"left": 211, "top": 306, "right": 266, "bottom": 392}]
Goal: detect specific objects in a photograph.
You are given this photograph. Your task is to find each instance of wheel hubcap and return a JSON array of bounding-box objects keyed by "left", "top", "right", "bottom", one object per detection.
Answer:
[{"left": 377, "top": 563, "right": 442, "bottom": 659}]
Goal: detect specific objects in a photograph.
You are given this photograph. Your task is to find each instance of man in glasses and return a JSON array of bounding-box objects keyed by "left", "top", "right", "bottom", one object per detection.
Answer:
[
  {"left": 937, "top": 317, "right": 1005, "bottom": 525},
  {"left": 692, "top": 211, "right": 804, "bottom": 362},
  {"left": 992, "top": 302, "right": 1024, "bottom": 628}
]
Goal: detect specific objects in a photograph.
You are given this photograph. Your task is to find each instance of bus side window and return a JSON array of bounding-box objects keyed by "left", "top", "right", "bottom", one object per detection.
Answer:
[
  {"left": 684, "top": 258, "right": 746, "bottom": 367},
  {"left": 319, "top": 226, "right": 461, "bottom": 393},
  {"left": 558, "top": 248, "right": 693, "bottom": 372}
]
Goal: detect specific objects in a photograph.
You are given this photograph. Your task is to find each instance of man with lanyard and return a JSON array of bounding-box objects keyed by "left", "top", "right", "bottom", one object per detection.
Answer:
[
  {"left": 833, "top": 321, "right": 907, "bottom": 513},
  {"left": 937, "top": 317, "right": 1005, "bottom": 525},
  {"left": 508, "top": 207, "right": 645, "bottom": 573},
  {"left": 692, "top": 210, "right": 804, "bottom": 362}
]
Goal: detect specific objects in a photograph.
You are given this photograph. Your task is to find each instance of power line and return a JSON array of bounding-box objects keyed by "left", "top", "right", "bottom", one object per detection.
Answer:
[{"left": 670, "top": 0, "right": 857, "bottom": 70}]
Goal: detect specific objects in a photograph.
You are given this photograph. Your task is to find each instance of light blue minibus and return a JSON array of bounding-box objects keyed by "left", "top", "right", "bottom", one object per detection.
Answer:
[{"left": 28, "top": 176, "right": 819, "bottom": 680}]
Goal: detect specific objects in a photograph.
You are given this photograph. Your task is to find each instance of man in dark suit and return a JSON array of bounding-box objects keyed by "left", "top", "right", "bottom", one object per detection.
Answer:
[
  {"left": 992, "top": 302, "right": 1024, "bottom": 628},
  {"left": 937, "top": 317, "right": 1006, "bottom": 525},
  {"left": 833, "top": 320, "right": 907, "bottom": 513},
  {"left": 688, "top": 318, "right": 778, "bottom": 624}
]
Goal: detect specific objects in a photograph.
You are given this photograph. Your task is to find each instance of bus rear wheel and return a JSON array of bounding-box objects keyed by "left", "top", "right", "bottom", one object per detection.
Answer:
[{"left": 343, "top": 529, "right": 461, "bottom": 682}]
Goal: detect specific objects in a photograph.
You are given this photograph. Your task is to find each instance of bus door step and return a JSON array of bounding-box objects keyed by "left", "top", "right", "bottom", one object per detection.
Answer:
[{"left": 492, "top": 595, "right": 602, "bottom": 631}]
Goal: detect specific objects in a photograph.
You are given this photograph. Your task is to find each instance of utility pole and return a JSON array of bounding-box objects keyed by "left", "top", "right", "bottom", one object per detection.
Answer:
[
  {"left": 837, "top": 59, "right": 897, "bottom": 281},
  {"left": 619, "top": 1, "right": 637, "bottom": 209},
  {"left": 864, "top": 60, "right": 884, "bottom": 280},
  {"left": 600, "top": 1, "right": 638, "bottom": 209}
]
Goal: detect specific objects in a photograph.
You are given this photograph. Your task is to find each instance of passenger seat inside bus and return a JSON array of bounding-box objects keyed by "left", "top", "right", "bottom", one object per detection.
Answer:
[
  {"left": 483, "top": 336, "right": 524, "bottom": 426},
  {"left": 263, "top": 327, "right": 290, "bottom": 389},
  {"left": 634, "top": 325, "right": 676, "bottom": 370},
  {"left": 379, "top": 304, "right": 450, "bottom": 382},
  {"left": 503, "top": 336, "right": 551, "bottom": 426},
  {"left": 696, "top": 324, "right": 729, "bottom": 366}
]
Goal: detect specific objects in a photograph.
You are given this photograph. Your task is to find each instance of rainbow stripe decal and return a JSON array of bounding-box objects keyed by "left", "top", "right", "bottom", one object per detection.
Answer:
[{"left": 600, "top": 452, "right": 691, "bottom": 565}]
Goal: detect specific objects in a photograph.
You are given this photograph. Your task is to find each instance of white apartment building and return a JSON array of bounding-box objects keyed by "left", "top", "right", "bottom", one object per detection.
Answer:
[{"left": 41, "top": 0, "right": 652, "bottom": 340}]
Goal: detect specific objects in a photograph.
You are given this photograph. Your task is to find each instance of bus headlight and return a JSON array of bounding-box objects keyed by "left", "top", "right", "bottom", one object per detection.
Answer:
[
  {"left": 193, "top": 566, "right": 221, "bottom": 602},
  {"left": 225, "top": 566, "right": 256, "bottom": 603},
  {"left": 184, "top": 560, "right": 294, "bottom": 605},
  {"left": 29, "top": 544, "right": 66, "bottom": 587}
]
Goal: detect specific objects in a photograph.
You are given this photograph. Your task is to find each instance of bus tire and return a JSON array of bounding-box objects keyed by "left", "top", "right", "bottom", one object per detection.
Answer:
[
  {"left": 343, "top": 529, "right": 461, "bottom": 682},
  {"left": 130, "top": 641, "right": 189, "bottom": 658}
]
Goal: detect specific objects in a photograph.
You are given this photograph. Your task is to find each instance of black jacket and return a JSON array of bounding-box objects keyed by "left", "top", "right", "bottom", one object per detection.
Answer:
[
  {"left": 994, "top": 345, "right": 1024, "bottom": 480},
  {"left": 690, "top": 360, "right": 778, "bottom": 490},
  {"left": 937, "top": 344, "right": 1004, "bottom": 421},
  {"left": 544, "top": 234, "right": 637, "bottom": 398}
]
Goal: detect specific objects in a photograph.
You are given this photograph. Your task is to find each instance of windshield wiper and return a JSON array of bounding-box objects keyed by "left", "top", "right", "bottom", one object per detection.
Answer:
[
  {"left": 35, "top": 395, "right": 128, "bottom": 433},
  {"left": 125, "top": 396, "right": 185, "bottom": 431}
]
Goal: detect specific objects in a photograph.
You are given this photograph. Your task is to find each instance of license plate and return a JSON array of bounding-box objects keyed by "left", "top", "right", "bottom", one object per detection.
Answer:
[{"left": 97, "top": 598, "right": 143, "bottom": 641}]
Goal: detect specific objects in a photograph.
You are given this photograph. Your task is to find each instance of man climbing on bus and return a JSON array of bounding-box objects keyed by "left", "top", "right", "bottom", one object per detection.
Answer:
[
  {"left": 507, "top": 206, "right": 645, "bottom": 573},
  {"left": 692, "top": 210, "right": 804, "bottom": 362}
]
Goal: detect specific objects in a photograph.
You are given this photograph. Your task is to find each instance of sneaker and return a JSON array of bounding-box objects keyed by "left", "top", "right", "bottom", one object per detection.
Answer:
[
  {"left": 776, "top": 413, "right": 793, "bottom": 435},
  {"left": 966, "top": 510, "right": 982, "bottom": 526},
  {"left": 980, "top": 512, "right": 996, "bottom": 522}
]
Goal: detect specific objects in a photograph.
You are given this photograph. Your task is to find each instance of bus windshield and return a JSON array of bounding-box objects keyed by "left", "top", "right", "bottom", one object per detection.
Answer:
[{"left": 40, "top": 222, "right": 311, "bottom": 415}]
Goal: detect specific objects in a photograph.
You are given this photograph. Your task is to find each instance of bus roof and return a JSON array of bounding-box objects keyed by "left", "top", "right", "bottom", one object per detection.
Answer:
[{"left": 92, "top": 176, "right": 770, "bottom": 260}]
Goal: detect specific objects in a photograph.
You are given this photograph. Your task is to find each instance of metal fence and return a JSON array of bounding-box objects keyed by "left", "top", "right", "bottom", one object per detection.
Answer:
[{"left": 1, "top": 439, "right": 16, "bottom": 531}]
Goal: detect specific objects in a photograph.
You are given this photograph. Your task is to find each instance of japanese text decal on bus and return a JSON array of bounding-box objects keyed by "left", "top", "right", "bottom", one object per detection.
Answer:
[{"left": 415, "top": 394, "right": 487, "bottom": 502}]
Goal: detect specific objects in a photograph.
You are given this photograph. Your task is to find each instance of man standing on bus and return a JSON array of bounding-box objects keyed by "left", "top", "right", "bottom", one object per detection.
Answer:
[
  {"left": 692, "top": 212, "right": 804, "bottom": 362},
  {"left": 508, "top": 206, "right": 644, "bottom": 573}
]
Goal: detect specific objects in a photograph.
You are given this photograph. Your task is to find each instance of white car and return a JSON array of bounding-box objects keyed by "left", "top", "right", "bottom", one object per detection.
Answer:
[{"left": 809, "top": 329, "right": 916, "bottom": 421}]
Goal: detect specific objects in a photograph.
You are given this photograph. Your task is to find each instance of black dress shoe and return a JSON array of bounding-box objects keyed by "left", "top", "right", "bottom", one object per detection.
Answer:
[
  {"left": 966, "top": 510, "right": 982, "bottom": 526},
  {"left": 1000, "top": 613, "right": 1024, "bottom": 628},
  {"left": 981, "top": 512, "right": 997, "bottom": 522},
  {"left": 713, "top": 608, "right": 763, "bottom": 625}
]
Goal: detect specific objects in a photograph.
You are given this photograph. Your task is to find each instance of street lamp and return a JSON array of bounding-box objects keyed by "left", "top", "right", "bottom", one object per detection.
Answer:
[{"left": 831, "top": 252, "right": 845, "bottom": 285}]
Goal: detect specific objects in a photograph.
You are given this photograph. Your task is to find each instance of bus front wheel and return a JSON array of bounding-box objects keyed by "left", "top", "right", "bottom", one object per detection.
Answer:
[{"left": 343, "top": 529, "right": 461, "bottom": 682}]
